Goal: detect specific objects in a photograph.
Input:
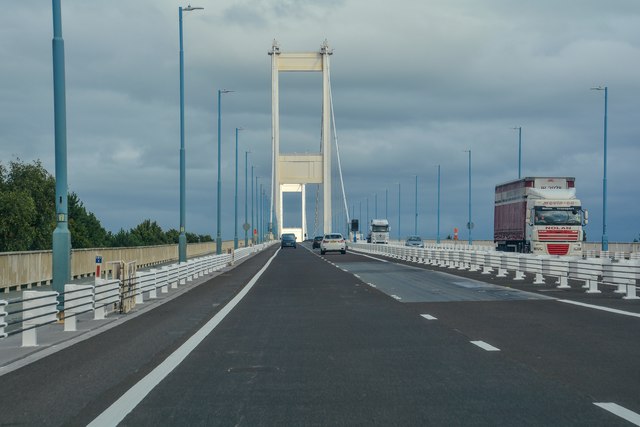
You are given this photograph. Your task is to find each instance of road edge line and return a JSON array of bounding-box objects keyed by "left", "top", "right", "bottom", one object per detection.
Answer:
[{"left": 87, "top": 248, "right": 281, "bottom": 427}]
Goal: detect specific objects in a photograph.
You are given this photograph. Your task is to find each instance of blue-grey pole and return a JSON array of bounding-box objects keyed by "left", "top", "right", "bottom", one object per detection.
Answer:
[
  {"left": 517, "top": 126, "right": 522, "bottom": 179},
  {"left": 233, "top": 127, "right": 241, "bottom": 249},
  {"left": 51, "top": 0, "right": 71, "bottom": 307},
  {"left": 359, "top": 200, "right": 362, "bottom": 240},
  {"left": 467, "top": 150, "right": 472, "bottom": 245},
  {"left": 178, "top": 7, "right": 186, "bottom": 262},
  {"left": 591, "top": 86, "right": 608, "bottom": 251},
  {"left": 436, "top": 165, "right": 441, "bottom": 244},
  {"left": 216, "top": 89, "right": 232, "bottom": 254},
  {"left": 398, "top": 182, "right": 401, "bottom": 241},
  {"left": 375, "top": 193, "right": 378, "bottom": 218},
  {"left": 260, "top": 185, "right": 264, "bottom": 243},
  {"left": 177, "top": 5, "right": 202, "bottom": 263},
  {"left": 244, "top": 151, "right": 250, "bottom": 247},
  {"left": 366, "top": 198, "right": 369, "bottom": 235},
  {"left": 414, "top": 175, "right": 418, "bottom": 235},
  {"left": 602, "top": 87, "right": 609, "bottom": 252},
  {"left": 385, "top": 188, "right": 388, "bottom": 219}
]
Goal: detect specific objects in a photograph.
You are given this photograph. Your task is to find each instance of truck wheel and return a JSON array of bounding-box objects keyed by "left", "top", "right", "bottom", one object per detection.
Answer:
[
  {"left": 321, "top": 250, "right": 326, "bottom": 255},
  {"left": 341, "top": 250, "right": 346, "bottom": 254}
]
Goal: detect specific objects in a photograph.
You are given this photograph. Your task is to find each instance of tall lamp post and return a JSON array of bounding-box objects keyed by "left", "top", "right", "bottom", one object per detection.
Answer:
[
  {"left": 436, "top": 165, "right": 441, "bottom": 244},
  {"left": 513, "top": 126, "right": 522, "bottom": 179},
  {"left": 414, "top": 175, "right": 418, "bottom": 235},
  {"left": 465, "top": 150, "right": 472, "bottom": 245},
  {"left": 178, "top": 4, "right": 203, "bottom": 263},
  {"left": 397, "top": 182, "right": 401, "bottom": 241},
  {"left": 216, "top": 89, "right": 233, "bottom": 254},
  {"left": 244, "top": 151, "right": 250, "bottom": 247},
  {"left": 591, "top": 85, "right": 609, "bottom": 252},
  {"left": 233, "top": 127, "right": 243, "bottom": 249},
  {"left": 51, "top": 0, "right": 71, "bottom": 306}
]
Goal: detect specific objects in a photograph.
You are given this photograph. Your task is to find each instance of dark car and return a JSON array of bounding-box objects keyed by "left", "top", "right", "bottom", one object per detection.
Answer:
[
  {"left": 281, "top": 233, "right": 297, "bottom": 248},
  {"left": 312, "top": 235, "right": 323, "bottom": 249}
]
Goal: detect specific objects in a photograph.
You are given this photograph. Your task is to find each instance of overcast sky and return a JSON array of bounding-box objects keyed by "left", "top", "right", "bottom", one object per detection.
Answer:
[{"left": 1, "top": 0, "right": 639, "bottom": 243}]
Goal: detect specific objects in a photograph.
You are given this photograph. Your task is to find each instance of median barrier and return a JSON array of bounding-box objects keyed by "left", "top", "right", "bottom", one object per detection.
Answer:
[
  {"left": 22, "top": 291, "right": 59, "bottom": 347},
  {"left": 63, "top": 284, "right": 94, "bottom": 332},
  {"left": 602, "top": 259, "right": 640, "bottom": 300},
  {"left": 569, "top": 258, "right": 602, "bottom": 293}
]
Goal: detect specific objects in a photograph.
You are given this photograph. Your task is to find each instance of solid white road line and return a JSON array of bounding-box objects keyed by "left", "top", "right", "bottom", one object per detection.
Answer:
[
  {"left": 354, "top": 274, "right": 361, "bottom": 278},
  {"left": 594, "top": 402, "right": 640, "bottom": 426},
  {"left": 88, "top": 249, "right": 281, "bottom": 427},
  {"left": 391, "top": 294, "right": 402, "bottom": 300},
  {"left": 558, "top": 299, "right": 640, "bottom": 319},
  {"left": 420, "top": 314, "right": 437, "bottom": 320},
  {"left": 470, "top": 340, "right": 501, "bottom": 351},
  {"left": 367, "top": 282, "right": 377, "bottom": 288}
]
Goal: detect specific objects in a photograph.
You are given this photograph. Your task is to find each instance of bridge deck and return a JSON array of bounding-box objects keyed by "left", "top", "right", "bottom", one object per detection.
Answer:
[{"left": 0, "top": 244, "right": 638, "bottom": 425}]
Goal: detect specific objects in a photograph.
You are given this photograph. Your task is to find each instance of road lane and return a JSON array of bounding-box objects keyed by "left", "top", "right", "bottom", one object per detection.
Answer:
[{"left": 120, "top": 244, "right": 621, "bottom": 425}]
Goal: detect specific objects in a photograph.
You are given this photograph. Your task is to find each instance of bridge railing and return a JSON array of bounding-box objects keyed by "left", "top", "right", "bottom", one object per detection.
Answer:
[
  {"left": 0, "top": 242, "right": 276, "bottom": 348},
  {"left": 348, "top": 242, "right": 639, "bottom": 300}
]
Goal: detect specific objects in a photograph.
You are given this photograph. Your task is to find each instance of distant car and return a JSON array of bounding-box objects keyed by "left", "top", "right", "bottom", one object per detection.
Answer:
[
  {"left": 312, "top": 235, "right": 324, "bottom": 249},
  {"left": 281, "top": 233, "right": 297, "bottom": 248},
  {"left": 321, "top": 233, "right": 346, "bottom": 255},
  {"left": 405, "top": 235, "right": 424, "bottom": 248}
]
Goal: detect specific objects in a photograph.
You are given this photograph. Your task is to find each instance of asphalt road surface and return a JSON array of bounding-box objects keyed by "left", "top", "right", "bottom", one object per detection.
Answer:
[{"left": 1, "top": 243, "right": 638, "bottom": 426}]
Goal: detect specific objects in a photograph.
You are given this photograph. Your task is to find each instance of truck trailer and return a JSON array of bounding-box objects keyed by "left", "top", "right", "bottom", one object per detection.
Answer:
[{"left": 494, "top": 177, "right": 588, "bottom": 256}]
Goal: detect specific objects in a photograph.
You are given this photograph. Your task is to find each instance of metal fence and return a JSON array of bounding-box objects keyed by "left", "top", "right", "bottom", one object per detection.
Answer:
[
  {"left": 349, "top": 242, "right": 639, "bottom": 300},
  {"left": 0, "top": 242, "right": 275, "bottom": 348}
]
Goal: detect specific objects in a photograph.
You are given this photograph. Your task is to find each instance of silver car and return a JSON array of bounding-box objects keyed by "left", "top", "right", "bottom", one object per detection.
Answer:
[
  {"left": 320, "top": 233, "right": 347, "bottom": 255},
  {"left": 405, "top": 235, "right": 424, "bottom": 248}
]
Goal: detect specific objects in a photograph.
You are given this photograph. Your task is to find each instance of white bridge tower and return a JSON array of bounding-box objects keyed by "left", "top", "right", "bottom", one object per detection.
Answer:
[{"left": 269, "top": 40, "right": 333, "bottom": 241}]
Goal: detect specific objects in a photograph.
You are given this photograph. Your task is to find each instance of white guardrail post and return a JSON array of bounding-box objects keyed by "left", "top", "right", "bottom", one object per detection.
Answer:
[
  {"left": 22, "top": 290, "right": 58, "bottom": 347},
  {"left": 63, "top": 284, "right": 94, "bottom": 332},
  {"left": 94, "top": 278, "right": 120, "bottom": 320},
  {"left": 0, "top": 299, "right": 8, "bottom": 339}
]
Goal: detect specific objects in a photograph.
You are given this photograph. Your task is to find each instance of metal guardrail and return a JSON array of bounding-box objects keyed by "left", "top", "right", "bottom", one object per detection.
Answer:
[
  {"left": 0, "top": 242, "right": 277, "bottom": 348},
  {"left": 349, "top": 242, "right": 640, "bottom": 300}
]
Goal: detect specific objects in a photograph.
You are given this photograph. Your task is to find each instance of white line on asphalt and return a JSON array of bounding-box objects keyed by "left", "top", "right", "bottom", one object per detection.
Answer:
[
  {"left": 351, "top": 252, "right": 389, "bottom": 263},
  {"left": 354, "top": 274, "right": 360, "bottom": 278},
  {"left": 391, "top": 294, "right": 402, "bottom": 300},
  {"left": 420, "top": 314, "right": 437, "bottom": 320},
  {"left": 594, "top": 402, "right": 640, "bottom": 425},
  {"left": 558, "top": 299, "right": 640, "bottom": 319},
  {"left": 470, "top": 340, "right": 500, "bottom": 351},
  {"left": 367, "top": 282, "right": 376, "bottom": 288},
  {"left": 341, "top": 268, "right": 348, "bottom": 272},
  {"left": 88, "top": 248, "right": 281, "bottom": 427}
]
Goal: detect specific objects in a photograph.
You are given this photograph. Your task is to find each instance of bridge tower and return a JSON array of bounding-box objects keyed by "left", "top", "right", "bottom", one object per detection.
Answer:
[{"left": 269, "top": 40, "right": 333, "bottom": 241}]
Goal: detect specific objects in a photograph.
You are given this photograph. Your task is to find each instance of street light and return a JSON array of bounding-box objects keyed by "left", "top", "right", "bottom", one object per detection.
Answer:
[
  {"left": 51, "top": 0, "right": 71, "bottom": 306},
  {"left": 512, "top": 126, "right": 522, "bottom": 179},
  {"left": 397, "top": 182, "right": 401, "bottom": 241},
  {"left": 244, "top": 150, "right": 250, "bottom": 247},
  {"left": 414, "top": 175, "right": 418, "bottom": 235},
  {"left": 216, "top": 89, "right": 234, "bottom": 254},
  {"left": 178, "top": 4, "right": 203, "bottom": 263},
  {"left": 465, "top": 150, "right": 472, "bottom": 245},
  {"left": 234, "top": 127, "right": 243, "bottom": 249},
  {"left": 436, "top": 165, "right": 441, "bottom": 245},
  {"left": 591, "top": 85, "right": 609, "bottom": 252}
]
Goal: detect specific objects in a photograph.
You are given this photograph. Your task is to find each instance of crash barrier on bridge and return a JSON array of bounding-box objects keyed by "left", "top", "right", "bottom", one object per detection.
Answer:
[
  {"left": 0, "top": 242, "right": 276, "bottom": 347},
  {"left": 0, "top": 241, "right": 246, "bottom": 294},
  {"left": 349, "top": 243, "right": 640, "bottom": 300}
]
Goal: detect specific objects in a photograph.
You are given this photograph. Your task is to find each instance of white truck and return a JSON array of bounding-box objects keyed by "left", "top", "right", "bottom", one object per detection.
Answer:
[
  {"left": 494, "top": 177, "right": 588, "bottom": 256},
  {"left": 368, "top": 219, "right": 390, "bottom": 244}
]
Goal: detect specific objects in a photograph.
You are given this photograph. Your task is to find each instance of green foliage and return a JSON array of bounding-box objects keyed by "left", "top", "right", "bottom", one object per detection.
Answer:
[{"left": 0, "top": 159, "right": 214, "bottom": 251}]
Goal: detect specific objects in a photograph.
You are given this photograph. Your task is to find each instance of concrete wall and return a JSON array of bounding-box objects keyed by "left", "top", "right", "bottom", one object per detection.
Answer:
[{"left": 0, "top": 240, "right": 246, "bottom": 293}]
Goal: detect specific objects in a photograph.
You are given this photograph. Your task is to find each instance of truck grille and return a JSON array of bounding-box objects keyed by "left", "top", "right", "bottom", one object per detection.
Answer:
[
  {"left": 538, "top": 230, "right": 579, "bottom": 242},
  {"left": 547, "top": 244, "right": 570, "bottom": 255}
]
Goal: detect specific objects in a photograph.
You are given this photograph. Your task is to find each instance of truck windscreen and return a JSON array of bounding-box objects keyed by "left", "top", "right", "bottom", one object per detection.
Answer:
[
  {"left": 534, "top": 207, "right": 582, "bottom": 226},
  {"left": 371, "top": 225, "right": 389, "bottom": 232}
]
